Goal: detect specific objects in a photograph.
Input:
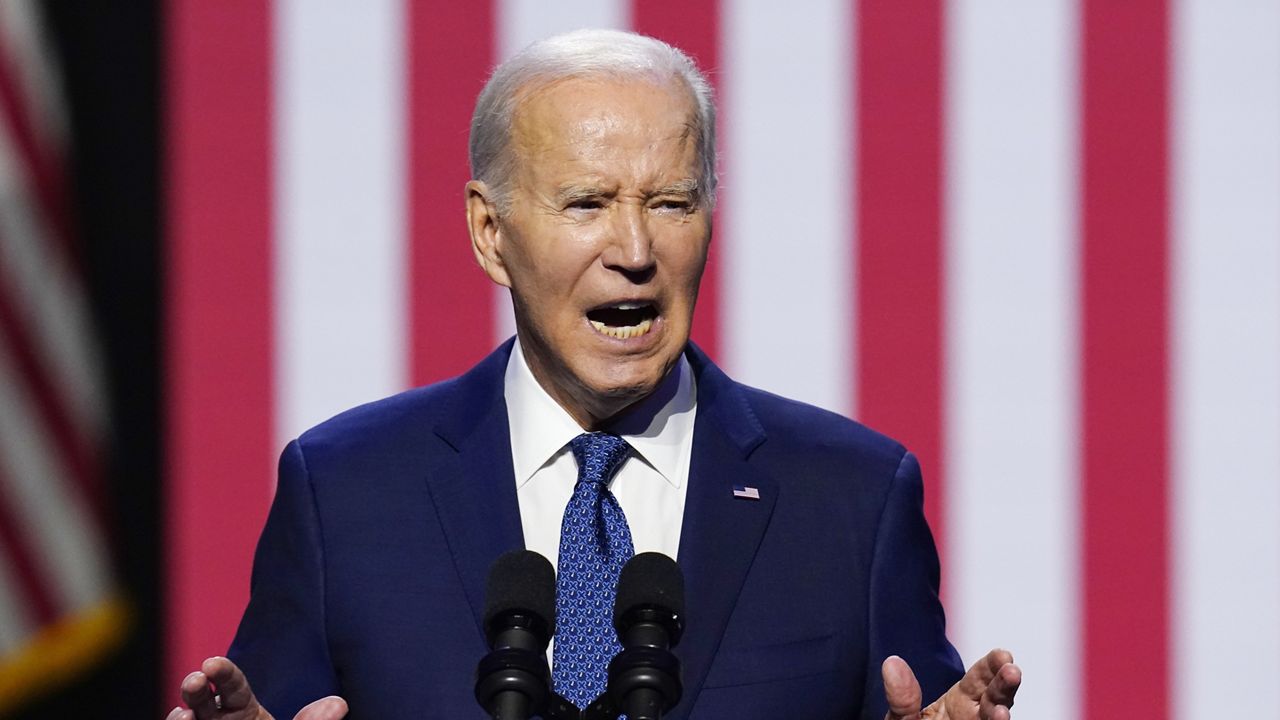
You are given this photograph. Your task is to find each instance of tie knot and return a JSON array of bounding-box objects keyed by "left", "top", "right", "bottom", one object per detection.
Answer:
[{"left": 569, "top": 432, "right": 631, "bottom": 485}]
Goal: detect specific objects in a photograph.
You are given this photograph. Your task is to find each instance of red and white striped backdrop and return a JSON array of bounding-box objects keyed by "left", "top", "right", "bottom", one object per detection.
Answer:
[{"left": 165, "top": 2, "right": 1280, "bottom": 718}]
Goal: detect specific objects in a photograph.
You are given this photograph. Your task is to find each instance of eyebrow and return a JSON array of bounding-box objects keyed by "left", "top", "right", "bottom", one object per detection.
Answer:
[
  {"left": 553, "top": 184, "right": 610, "bottom": 204},
  {"left": 652, "top": 178, "right": 700, "bottom": 197},
  {"left": 553, "top": 178, "right": 701, "bottom": 204}
]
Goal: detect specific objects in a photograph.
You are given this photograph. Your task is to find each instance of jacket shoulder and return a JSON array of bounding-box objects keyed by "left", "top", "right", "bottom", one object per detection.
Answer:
[
  {"left": 291, "top": 341, "right": 512, "bottom": 460},
  {"left": 737, "top": 381, "right": 906, "bottom": 471},
  {"left": 293, "top": 378, "right": 460, "bottom": 453},
  {"left": 686, "top": 342, "right": 908, "bottom": 474}
]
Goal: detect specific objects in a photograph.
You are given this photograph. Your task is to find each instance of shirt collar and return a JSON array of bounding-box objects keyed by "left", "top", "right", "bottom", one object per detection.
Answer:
[{"left": 504, "top": 337, "right": 696, "bottom": 489}]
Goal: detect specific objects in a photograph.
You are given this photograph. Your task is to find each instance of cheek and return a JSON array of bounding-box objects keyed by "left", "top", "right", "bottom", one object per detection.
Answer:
[
  {"left": 662, "top": 234, "right": 710, "bottom": 294},
  {"left": 506, "top": 234, "right": 596, "bottom": 298}
]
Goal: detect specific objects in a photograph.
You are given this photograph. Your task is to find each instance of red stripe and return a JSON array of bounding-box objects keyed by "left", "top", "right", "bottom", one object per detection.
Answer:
[
  {"left": 0, "top": 269, "right": 99, "bottom": 504},
  {"left": 165, "top": 0, "right": 274, "bottom": 696},
  {"left": 855, "top": 2, "right": 947, "bottom": 545},
  {"left": 630, "top": 0, "right": 722, "bottom": 360},
  {"left": 0, "top": 466, "right": 58, "bottom": 625},
  {"left": 1080, "top": 1, "right": 1170, "bottom": 717},
  {"left": 407, "top": 1, "right": 498, "bottom": 386},
  {"left": 0, "top": 40, "right": 77, "bottom": 270}
]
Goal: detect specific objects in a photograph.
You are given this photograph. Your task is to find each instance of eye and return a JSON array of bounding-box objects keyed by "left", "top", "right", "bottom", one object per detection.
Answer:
[
  {"left": 566, "top": 198, "right": 604, "bottom": 211},
  {"left": 652, "top": 198, "right": 693, "bottom": 214}
]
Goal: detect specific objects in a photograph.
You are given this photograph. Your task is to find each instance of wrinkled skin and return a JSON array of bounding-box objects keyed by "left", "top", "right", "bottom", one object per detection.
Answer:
[{"left": 466, "top": 76, "right": 711, "bottom": 430}]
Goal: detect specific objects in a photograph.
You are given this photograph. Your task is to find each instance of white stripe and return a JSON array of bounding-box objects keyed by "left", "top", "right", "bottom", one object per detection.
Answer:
[
  {"left": 944, "top": 2, "right": 1079, "bottom": 717},
  {"left": 497, "top": 0, "right": 628, "bottom": 57},
  {"left": 1171, "top": 2, "right": 1280, "bottom": 717},
  {"left": 274, "top": 0, "right": 408, "bottom": 442},
  {"left": 0, "top": 548, "right": 36, "bottom": 655},
  {"left": 0, "top": 119, "right": 108, "bottom": 445},
  {"left": 720, "top": 0, "right": 853, "bottom": 415},
  {"left": 491, "top": 0, "right": 631, "bottom": 346},
  {"left": 0, "top": 332, "right": 112, "bottom": 614},
  {"left": 0, "top": 0, "right": 69, "bottom": 148}
]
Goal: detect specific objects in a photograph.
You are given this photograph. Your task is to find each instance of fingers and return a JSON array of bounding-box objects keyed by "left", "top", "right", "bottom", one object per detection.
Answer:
[
  {"left": 200, "top": 656, "right": 258, "bottom": 712},
  {"left": 295, "top": 696, "right": 349, "bottom": 720},
  {"left": 177, "top": 656, "right": 266, "bottom": 720},
  {"left": 957, "top": 648, "right": 1015, "bottom": 701},
  {"left": 980, "top": 704, "right": 1010, "bottom": 720},
  {"left": 978, "top": 660, "right": 1021, "bottom": 720},
  {"left": 180, "top": 669, "right": 221, "bottom": 719},
  {"left": 881, "top": 655, "right": 923, "bottom": 720}
]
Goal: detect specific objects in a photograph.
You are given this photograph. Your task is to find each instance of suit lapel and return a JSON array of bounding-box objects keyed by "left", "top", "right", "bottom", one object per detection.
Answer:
[
  {"left": 421, "top": 340, "right": 778, "bottom": 708},
  {"left": 423, "top": 340, "right": 525, "bottom": 639},
  {"left": 672, "top": 346, "right": 777, "bottom": 719}
]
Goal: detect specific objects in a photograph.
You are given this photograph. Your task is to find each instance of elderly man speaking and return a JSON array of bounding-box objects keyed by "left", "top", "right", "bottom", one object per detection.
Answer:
[{"left": 168, "top": 29, "right": 1020, "bottom": 720}]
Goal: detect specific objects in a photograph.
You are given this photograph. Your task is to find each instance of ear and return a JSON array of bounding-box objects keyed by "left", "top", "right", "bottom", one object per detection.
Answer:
[{"left": 466, "top": 180, "right": 512, "bottom": 288}]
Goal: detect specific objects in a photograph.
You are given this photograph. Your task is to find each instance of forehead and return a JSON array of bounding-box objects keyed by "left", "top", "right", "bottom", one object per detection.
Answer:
[{"left": 509, "top": 76, "right": 699, "bottom": 186}]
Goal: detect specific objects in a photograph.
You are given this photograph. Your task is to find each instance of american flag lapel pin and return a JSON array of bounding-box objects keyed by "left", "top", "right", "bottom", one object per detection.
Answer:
[{"left": 732, "top": 484, "right": 760, "bottom": 500}]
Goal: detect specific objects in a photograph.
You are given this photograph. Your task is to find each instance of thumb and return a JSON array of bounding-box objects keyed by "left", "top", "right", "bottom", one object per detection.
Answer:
[
  {"left": 882, "top": 655, "right": 923, "bottom": 720},
  {"left": 293, "top": 696, "right": 348, "bottom": 720}
]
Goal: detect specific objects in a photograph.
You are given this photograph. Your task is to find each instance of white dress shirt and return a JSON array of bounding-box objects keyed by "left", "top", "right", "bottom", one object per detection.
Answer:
[{"left": 504, "top": 338, "right": 696, "bottom": 570}]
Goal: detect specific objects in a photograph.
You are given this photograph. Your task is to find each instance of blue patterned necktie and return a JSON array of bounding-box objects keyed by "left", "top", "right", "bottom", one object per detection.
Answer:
[{"left": 553, "top": 432, "right": 635, "bottom": 709}]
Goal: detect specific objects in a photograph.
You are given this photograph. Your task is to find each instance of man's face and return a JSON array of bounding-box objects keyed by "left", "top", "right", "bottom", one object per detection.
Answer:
[{"left": 467, "top": 76, "right": 710, "bottom": 428}]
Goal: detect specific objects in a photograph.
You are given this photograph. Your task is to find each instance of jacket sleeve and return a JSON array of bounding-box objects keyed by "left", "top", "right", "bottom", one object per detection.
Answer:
[
  {"left": 227, "top": 439, "right": 341, "bottom": 717},
  {"left": 861, "top": 451, "right": 964, "bottom": 720}
]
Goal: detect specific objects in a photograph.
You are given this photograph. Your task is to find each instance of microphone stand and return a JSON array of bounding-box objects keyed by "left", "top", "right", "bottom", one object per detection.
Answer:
[
  {"left": 474, "top": 639, "right": 547, "bottom": 720},
  {"left": 578, "top": 641, "right": 683, "bottom": 720}
]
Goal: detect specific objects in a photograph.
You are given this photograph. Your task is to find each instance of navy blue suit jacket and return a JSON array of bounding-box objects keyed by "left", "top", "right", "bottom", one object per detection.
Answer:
[{"left": 228, "top": 340, "right": 962, "bottom": 718}]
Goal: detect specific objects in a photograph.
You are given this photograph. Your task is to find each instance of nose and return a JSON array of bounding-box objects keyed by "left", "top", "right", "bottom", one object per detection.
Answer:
[{"left": 603, "top": 204, "right": 656, "bottom": 281}]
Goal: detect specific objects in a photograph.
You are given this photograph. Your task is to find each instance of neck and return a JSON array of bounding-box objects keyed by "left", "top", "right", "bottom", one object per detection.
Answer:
[{"left": 516, "top": 340, "right": 680, "bottom": 432}]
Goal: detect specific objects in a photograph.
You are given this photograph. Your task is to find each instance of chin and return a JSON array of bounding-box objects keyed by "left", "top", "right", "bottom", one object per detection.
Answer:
[
  {"left": 575, "top": 365, "right": 665, "bottom": 416},
  {"left": 586, "top": 372, "right": 657, "bottom": 402}
]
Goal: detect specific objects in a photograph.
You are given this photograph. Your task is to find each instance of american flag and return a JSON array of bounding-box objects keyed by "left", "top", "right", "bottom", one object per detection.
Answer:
[
  {"left": 0, "top": 0, "right": 123, "bottom": 711},
  {"left": 166, "top": 2, "right": 1280, "bottom": 719}
]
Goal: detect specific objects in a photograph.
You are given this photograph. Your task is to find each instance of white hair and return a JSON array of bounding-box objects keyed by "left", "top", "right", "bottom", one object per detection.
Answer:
[{"left": 469, "top": 28, "right": 717, "bottom": 214}]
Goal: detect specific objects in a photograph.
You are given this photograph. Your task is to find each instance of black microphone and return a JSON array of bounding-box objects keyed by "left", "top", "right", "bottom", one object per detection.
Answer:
[
  {"left": 606, "top": 552, "right": 685, "bottom": 720},
  {"left": 475, "top": 550, "right": 557, "bottom": 720}
]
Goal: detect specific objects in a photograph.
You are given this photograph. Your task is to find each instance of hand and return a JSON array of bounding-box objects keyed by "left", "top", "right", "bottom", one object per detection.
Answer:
[
  {"left": 882, "top": 648, "right": 1020, "bottom": 720},
  {"left": 165, "top": 656, "right": 348, "bottom": 720}
]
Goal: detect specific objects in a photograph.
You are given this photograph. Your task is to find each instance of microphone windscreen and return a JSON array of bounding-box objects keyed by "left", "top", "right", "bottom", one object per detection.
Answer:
[
  {"left": 483, "top": 550, "right": 556, "bottom": 638},
  {"left": 615, "top": 552, "right": 685, "bottom": 618}
]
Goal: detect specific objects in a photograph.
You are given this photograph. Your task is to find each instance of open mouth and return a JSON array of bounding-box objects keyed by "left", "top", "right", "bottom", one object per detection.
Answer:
[{"left": 586, "top": 302, "right": 659, "bottom": 339}]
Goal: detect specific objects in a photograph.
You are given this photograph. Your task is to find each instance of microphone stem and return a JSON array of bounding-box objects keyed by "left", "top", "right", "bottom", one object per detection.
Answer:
[
  {"left": 623, "top": 687, "right": 664, "bottom": 720},
  {"left": 491, "top": 689, "right": 530, "bottom": 720}
]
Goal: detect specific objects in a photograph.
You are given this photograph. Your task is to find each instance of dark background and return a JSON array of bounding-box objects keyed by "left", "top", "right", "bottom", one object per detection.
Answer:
[{"left": 15, "top": 2, "right": 162, "bottom": 716}]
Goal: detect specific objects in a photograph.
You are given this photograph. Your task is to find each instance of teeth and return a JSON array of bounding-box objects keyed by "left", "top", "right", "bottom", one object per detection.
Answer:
[
  {"left": 590, "top": 318, "right": 654, "bottom": 339},
  {"left": 612, "top": 302, "right": 649, "bottom": 311}
]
